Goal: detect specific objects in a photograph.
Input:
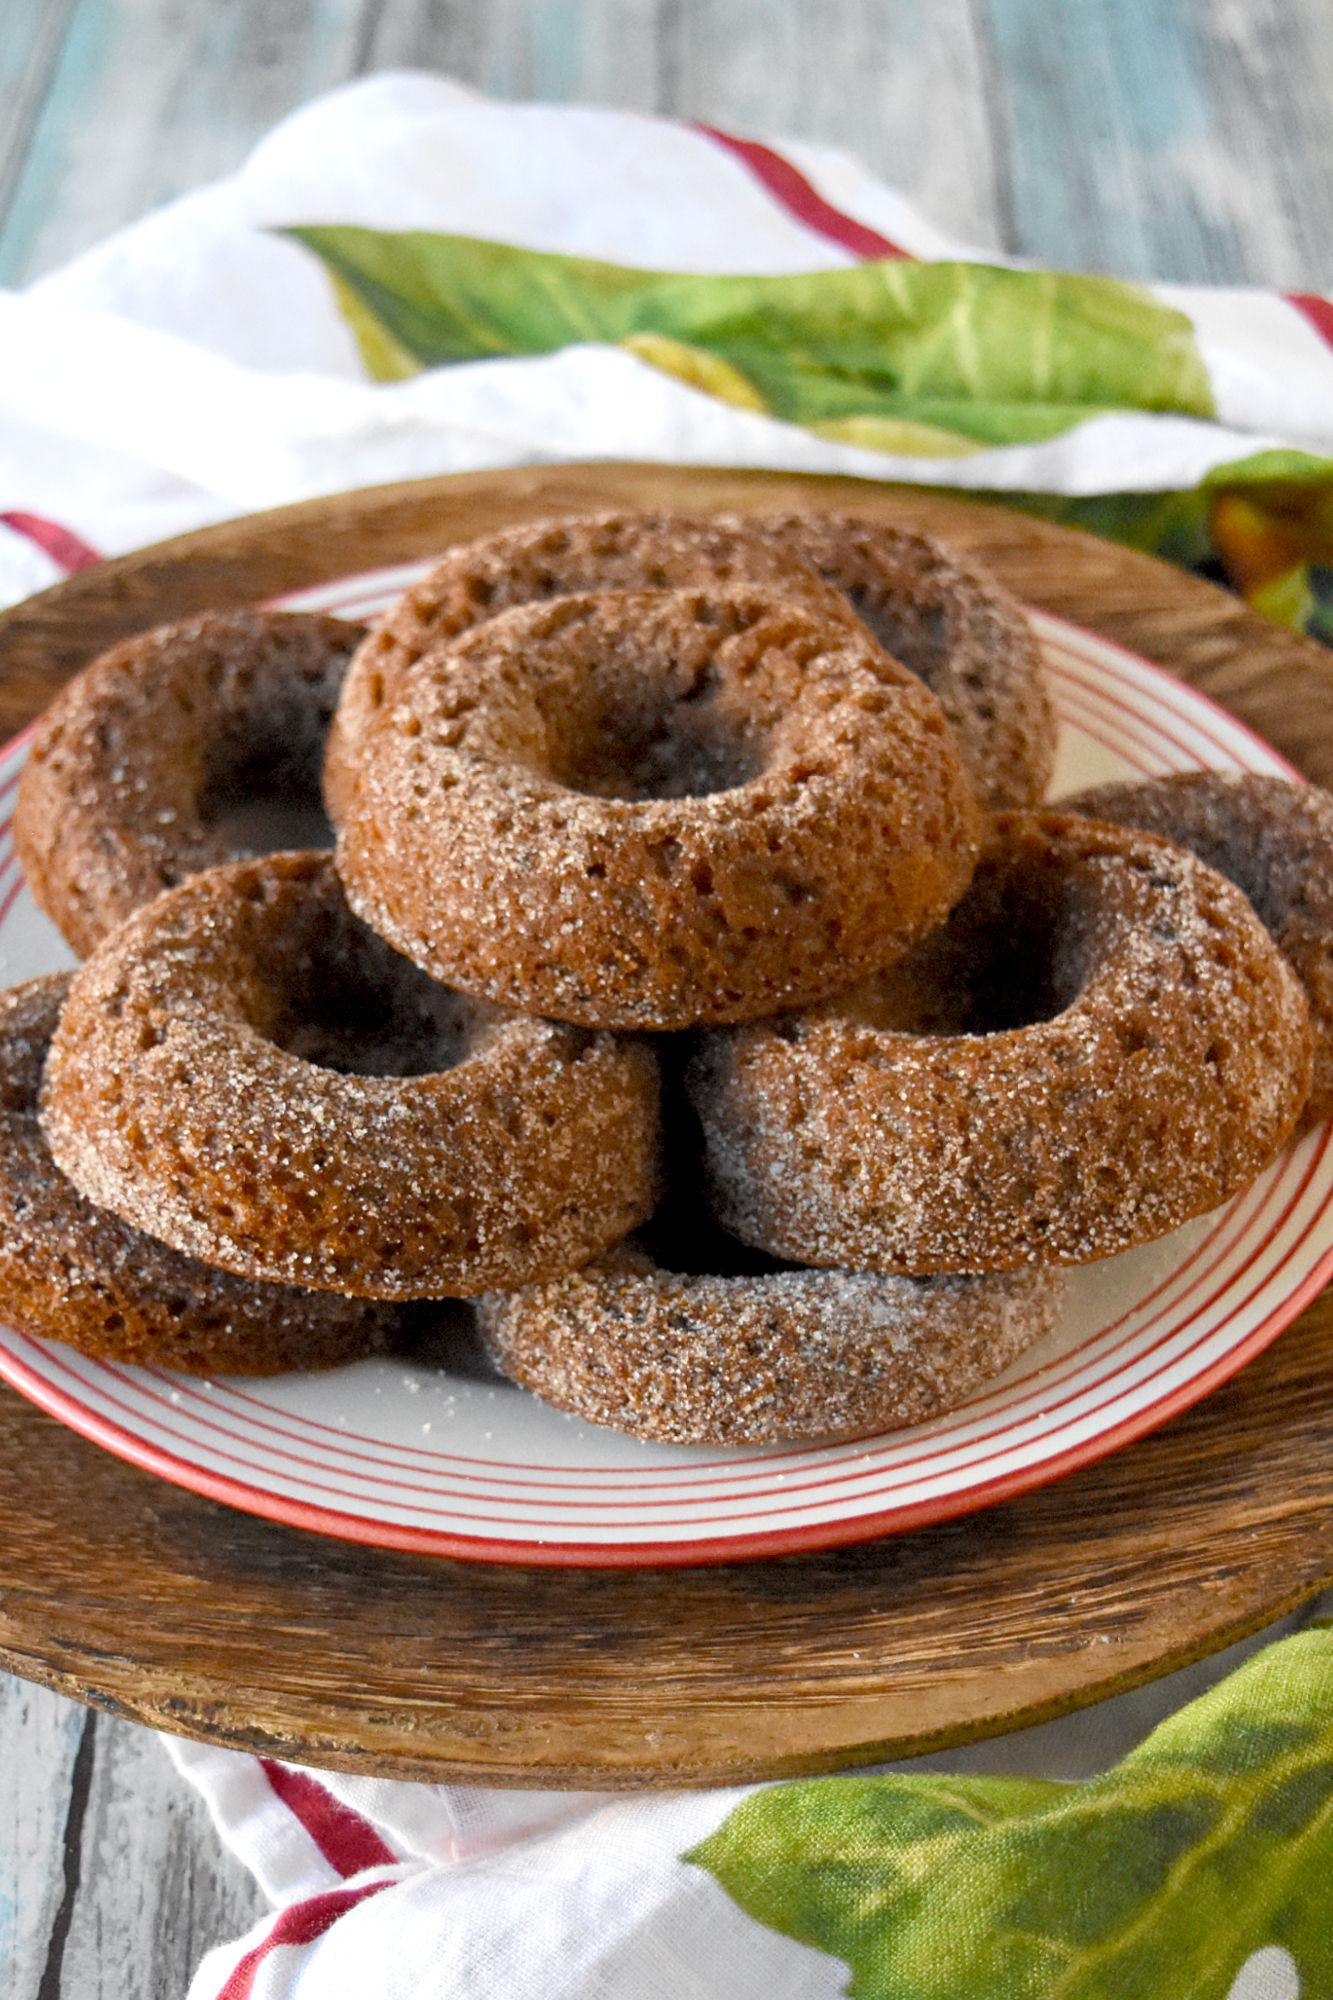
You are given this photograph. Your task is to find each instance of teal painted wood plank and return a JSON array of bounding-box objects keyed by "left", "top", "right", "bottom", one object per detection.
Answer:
[
  {"left": 1193, "top": 0, "right": 1333, "bottom": 291},
  {"left": 983, "top": 0, "right": 1333, "bottom": 285},
  {"left": 363, "top": 0, "right": 665, "bottom": 113},
  {"left": 0, "top": 0, "right": 80, "bottom": 238},
  {"left": 0, "top": 1683, "right": 267, "bottom": 2000},
  {"left": 0, "top": 0, "right": 372, "bottom": 286},
  {"left": 58, "top": 1714, "right": 267, "bottom": 2000},
  {"left": 376, "top": 0, "right": 1006, "bottom": 249},
  {"left": 7, "top": 0, "right": 1333, "bottom": 288},
  {"left": 0, "top": 1677, "right": 85, "bottom": 2000},
  {"left": 661, "top": 0, "right": 1005, "bottom": 252},
  {"left": 368, "top": 0, "right": 1007, "bottom": 250},
  {"left": 4, "top": 0, "right": 1011, "bottom": 286}
]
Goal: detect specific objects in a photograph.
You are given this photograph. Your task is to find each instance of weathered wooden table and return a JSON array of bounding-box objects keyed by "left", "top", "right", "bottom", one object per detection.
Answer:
[{"left": 3, "top": 4, "right": 1333, "bottom": 1993}]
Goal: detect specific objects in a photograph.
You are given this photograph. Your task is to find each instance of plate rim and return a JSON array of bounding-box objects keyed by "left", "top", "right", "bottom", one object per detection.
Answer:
[
  {"left": 0, "top": 581, "right": 1328, "bottom": 1566},
  {"left": 4, "top": 1224, "right": 1333, "bottom": 1567}
]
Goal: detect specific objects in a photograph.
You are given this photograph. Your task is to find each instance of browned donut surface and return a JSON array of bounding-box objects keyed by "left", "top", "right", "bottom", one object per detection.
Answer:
[
  {"left": 1061, "top": 770, "right": 1333, "bottom": 1126},
  {"left": 40, "top": 854, "right": 662, "bottom": 1298},
  {"left": 740, "top": 509, "right": 1056, "bottom": 808},
  {"left": 16, "top": 609, "right": 364, "bottom": 956},
  {"left": 477, "top": 1243, "right": 1067, "bottom": 1446},
  {"left": 323, "top": 510, "right": 853, "bottom": 816},
  {"left": 334, "top": 587, "right": 981, "bottom": 1029},
  {"left": 0, "top": 976, "right": 404, "bottom": 1374},
  {"left": 689, "top": 812, "right": 1314, "bottom": 1273},
  {"left": 327, "top": 506, "right": 1052, "bottom": 817}
]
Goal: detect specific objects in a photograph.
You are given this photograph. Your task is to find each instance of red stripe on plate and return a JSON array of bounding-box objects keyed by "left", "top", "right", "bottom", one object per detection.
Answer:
[
  {"left": 1051, "top": 690, "right": 1214, "bottom": 776},
  {"left": 1035, "top": 611, "right": 1303, "bottom": 778},
  {"left": 5, "top": 1243, "right": 1329, "bottom": 1565},
  {"left": 11, "top": 1217, "right": 1329, "bottom": 1563},
  {"left": 206, "top": 1168, "right": 1259, "bottom": 1499},
  {"left": 693, "top": 123, "right": 910, "bottom": 261},
  {"left": 6, "top": 1131, "right": 1321, "bottom": 1535},
  {"left": 827, "top": 1145, "right": 1331, "bottom": 1505},
  {"left": 0, "top": 868, "right": 30, "bottom": 936},
  {"left": 0, "top": 718, "right": 43, "bottom": 769},
  {"left": 18, "top": 1140, "right": 1320, "bottom": 1534},
  {"left": 1054, "top": 672, "right": 1259, "bottom": 774}
]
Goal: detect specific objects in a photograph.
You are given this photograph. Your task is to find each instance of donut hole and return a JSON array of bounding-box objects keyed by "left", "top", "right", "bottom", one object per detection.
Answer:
[
  {"left": 504, "top": 594, "right": 799, "bottom": 802},
  {"left": 849, "top": 853, "right": 1096, "bottom": 1036},
  {"left": 838, "top": 580, "right": 949, "bottom": 684},
  {"left": 550, "top": 667, "right": 764, "bottom": 801},
  {"left": 273, "top": 964, "right": 472, "bottom": 1079},
  {"left": 253, "top": 900, "right": 478, "bottom": 1078},
  {"left": 197, "top": 730, "right": 334, "bottom": 856}
]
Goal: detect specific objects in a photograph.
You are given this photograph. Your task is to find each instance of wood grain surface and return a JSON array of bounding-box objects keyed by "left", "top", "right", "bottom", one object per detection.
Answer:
[
  {"left": 1, "top": 463, "right": 1332, "bottom": 1794},
  {"left": 0, "top": 1691, "right": 266, "bottom": 2000},
  {"left": 7, "top": 0, "right": 1333, "bottom": 290}
]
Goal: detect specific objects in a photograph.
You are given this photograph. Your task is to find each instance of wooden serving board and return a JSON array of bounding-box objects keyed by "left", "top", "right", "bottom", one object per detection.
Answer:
[{"left": 2, "top": 462, "right": 1333, "bottom": 1791}]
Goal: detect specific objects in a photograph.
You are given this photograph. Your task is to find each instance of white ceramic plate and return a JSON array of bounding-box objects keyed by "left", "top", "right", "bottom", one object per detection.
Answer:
[{"left": 0, "top": 575, "right": 1327, "bottom": 1567}]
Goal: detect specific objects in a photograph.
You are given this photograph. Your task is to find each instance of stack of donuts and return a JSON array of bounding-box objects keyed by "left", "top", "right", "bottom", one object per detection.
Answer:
[{"left": 5, "top": 510, "right": 1329, "bottom": 1446}]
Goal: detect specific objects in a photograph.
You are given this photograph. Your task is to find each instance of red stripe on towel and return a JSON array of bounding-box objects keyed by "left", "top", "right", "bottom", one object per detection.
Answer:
[
  {"left": 0, "top": 512, "right": 103, "bottom": 574},
  {"left": 215, "top": 1879, "right": 396, "bottom": 1998},
  {"left": 259, "top": 1759, "right": 398, "bottom": 1876},
  {"left": 693, "top": 124, "right": 909, "bottom": 260},
  {"left": 1286, "top": 292, "right": 1333, "bottom": 351}
]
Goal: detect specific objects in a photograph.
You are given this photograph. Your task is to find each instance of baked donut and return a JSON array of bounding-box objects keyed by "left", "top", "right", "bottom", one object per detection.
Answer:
[
  {"left": 326, "top": 506, "right": 1051, "bottom": 816},
  {"left": 323, "top": 510, "right": 855, "bottom": 818},
  {"left": 1062, "top": 771, "right": 1333, "bottom": 1126},
  {"left": 689, "top": 811, "right": 1314, "bottom": 1273},
  {"left": 477, "top": 1243, "right": 1067, "bottom": 1446},
  {"left": 15, "top": 609, "right": 364, "bottom": 956},
  {"left": 740, "top": 510, "right": 1056, "bottom": 808},
  {"left": 0, "top": 975, "right": 404, "bottom": 1374},
  {"left": 40, "top": 853, "right": 661, "bottom": 1298},
  {"left": 333, "top": 588, "right": 981, "bottom": 1029}
]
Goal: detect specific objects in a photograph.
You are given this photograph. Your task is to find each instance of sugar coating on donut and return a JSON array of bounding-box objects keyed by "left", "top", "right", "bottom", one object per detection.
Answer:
[
  {"left": 40, "top": 853, "right": 662, "bottom": 1298},
  {"left": 1062, "top": 770, "right": 1333, "bottom": 1126},
  {"left": 0, "top": 975, "right": 406, "bottom": 1373},
  {"left": 324, "top": 509, "right": 855, "bottom": 817},
  {"left": 334, "top": 587, "right": 981, "bottom": 1029},
  {"left": 16, "top": 609, "right": 363, "bottom": 956},
  {"left": 737, "top": 509, "right": 1057, "bottom": 809},
  {"left": 478, "top": 1243, "right": 1067, "bottom": 1445},
  {"left": 690, "top": 812, "right": 1314, "bottom": 1272}
]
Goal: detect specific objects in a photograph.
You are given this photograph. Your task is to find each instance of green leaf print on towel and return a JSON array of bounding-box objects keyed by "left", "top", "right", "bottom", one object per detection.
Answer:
[
  {"left": 687, "top": 1626, "right": 1333, "bottom": 1999},
  {"left": 284, "top": 226, "right": 1214, "bottom": 449}
]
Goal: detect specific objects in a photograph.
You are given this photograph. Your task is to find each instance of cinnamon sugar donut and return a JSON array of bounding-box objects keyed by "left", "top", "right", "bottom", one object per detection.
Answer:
[
  {"left": 689, "top": 812, "right": 1313, "bottom": 1273},
  {"left": 323, "top": 510, "right": 854, "bottom": 818},
  {"left": 16, "top": 609, "right": 364, "bottom": 956},
  {"left": 477, "top": 1243, "right": 1067, "bottom": 1446},
  {"left": 741, "top": 510, "right": 1056, "bottom": 808},
  {"left": 334, "top": 587, "right": 981, "bottom": 1030},
  {"left": 0, "top": 976, "right": 404, "bottom": 1374},
  {"left": 40, "top": 853, "right": 661, "bottom": 1298},
  {"left": 326, "top": 506, "right": 1051, "bottom": 816},
  {"left": 1062, "top": 771, "right": 1333, "bottom": 1126}
]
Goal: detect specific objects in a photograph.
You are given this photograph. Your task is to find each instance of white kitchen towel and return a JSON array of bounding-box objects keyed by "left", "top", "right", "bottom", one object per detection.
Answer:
[
  {"left": 4, "top": 68, "right": 1333, "bottom": 621},
  {"left": 166, "top": 1609, "right": 1328, "bottom": 2000}
]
